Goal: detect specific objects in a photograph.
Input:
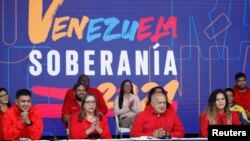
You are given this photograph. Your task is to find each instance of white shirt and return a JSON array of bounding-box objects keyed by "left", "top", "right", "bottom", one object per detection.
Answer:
[{"left": 114, "top": 93, "right": 141, "bottom": 118}]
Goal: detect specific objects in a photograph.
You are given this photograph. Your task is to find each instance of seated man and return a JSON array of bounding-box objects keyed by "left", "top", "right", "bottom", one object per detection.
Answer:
[
  {"left": 62, "top": 83, "right": 88, "bottom": 125},
  {"left": 2, "top": 89, "right": 44, "bottom": 140},
  {"left": 62, "top": 74, "right": 108, "bottom": 125},
  {"left": 233, "top": 72, "right": 250, "bottom": 119},
  {"left": 131, "top": 88, "right": 185, "bottom": 138}
]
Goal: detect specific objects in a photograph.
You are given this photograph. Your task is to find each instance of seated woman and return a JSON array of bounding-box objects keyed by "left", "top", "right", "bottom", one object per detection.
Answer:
[
  {"left": 114, "top": 80, "right": 141, "bottom": 128},
  {"left": 0, "top": 88, "right": 11, "bottom": 140},
  {"left": 69, "top": 94, "right": 112, "bottom": 139},
  {"left": 200, "top": 89, "right": 241, "bottom": 137}
]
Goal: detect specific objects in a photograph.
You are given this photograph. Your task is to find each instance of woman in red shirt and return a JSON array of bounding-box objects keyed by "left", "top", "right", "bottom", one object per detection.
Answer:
[
  {"left": 69, "top": 94, "right": 112, "bottom": 139},
  {"left": 0, "top": 88, "right": 11, "bottom": 140},
  {"left": 200, "top": 89, "right": 241, "bottom": 137}
]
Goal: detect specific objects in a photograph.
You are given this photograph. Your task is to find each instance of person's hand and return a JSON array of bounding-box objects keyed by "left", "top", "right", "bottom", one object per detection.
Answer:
[
  {"left": 86, "top": 120, "right": 96, "bottom": 135},
  {"left": 128, "top": 100, "right": 134, "bottom": 110},
  {"left": 94, "top": 117, "right": 103, "bottom": 134},
  {"left": 93, "top": 118, "right": 99, "bottom": 128},
  {"left": 21, "top": 112, "right": 31, "bottom": 124},
  {"left": 152, "top": 128, "right": 168, "bottom": 138}
]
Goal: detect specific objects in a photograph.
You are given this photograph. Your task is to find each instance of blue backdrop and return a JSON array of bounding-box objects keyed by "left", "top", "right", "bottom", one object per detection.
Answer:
[{"left": 1, "top": 0, "right": 250, "bottom": 136}]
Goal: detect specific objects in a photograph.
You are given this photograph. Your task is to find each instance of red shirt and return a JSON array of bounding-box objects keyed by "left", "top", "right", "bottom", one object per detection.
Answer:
[
  {"left": 234, "top": 86, "right": 250, "bottom": 112},
  {"left": 200, "top": 111, "right": 241, "bottom": 137},
  {"left": 62, "top": 87, "right": 108, "bottom": 118},
  {"left": 2, "top": 104, "right": 44, "bottom": 140},
  {"left": 0, "top": 110, "right": 5, "bottom": 140},
  {"left": 131, "top": 105, "right": 185, "bottom": 138},
  {"left": 69, "top": 112, "right": 112, "bottom": 139}
]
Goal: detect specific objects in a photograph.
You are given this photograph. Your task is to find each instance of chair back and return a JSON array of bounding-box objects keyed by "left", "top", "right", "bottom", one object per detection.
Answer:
[{"left": 114, "top": 115, "right": 130, "bottom": 138}]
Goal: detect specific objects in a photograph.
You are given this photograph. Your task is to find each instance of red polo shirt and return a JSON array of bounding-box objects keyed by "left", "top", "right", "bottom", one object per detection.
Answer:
[
  {"left": 131, "top": 105, "right": 185, "bottom": 138},
  {"left": 234, "top": 86, "right": 250, "bottom": 112}
]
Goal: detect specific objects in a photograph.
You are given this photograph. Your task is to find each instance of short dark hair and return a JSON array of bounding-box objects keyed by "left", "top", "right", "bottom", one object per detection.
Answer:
[
  {"left": 77, "top": 74, "right": 89, "bottom": 83},
  {"left": 235, "top": 72, "right": 246, "bottom": 81},
  {"left": 16, "top": 89, "right": 32, "bottom": 99},
  {"left": 0, "top": 87, "right": 8, "bottom": 93},
  {"left": 73, "top": 83, "right": 85, "bottom": 91},
  {"left": 224, "top": 88, "right": 234, "bottom": 96}
]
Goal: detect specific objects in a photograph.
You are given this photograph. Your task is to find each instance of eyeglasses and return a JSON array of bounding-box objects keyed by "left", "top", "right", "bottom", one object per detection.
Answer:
[
  {"left": 0, "top": 94, "right": 8, "bottom": 98},
  {"left": 123, "top": 84, "right": 132, "bottom": 87},
  {"left": 156, "top": 101, "right": 167, "bottom": 105},
  {"left": 85, "top": 100, "right": 96, "bottom": 105}
]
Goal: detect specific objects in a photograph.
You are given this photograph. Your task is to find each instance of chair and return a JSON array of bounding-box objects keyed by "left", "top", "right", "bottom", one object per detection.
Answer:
[{"left": 114, "top": 115, "right": 130, "bottom": 138}]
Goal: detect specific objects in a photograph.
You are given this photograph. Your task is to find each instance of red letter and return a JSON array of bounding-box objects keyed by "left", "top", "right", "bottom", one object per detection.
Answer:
[
  {"left": 151, "top": 16, "right": 177, "bottom": 42},
  {"left": 137, "top": 17, "right": 154, "bottom": 41}
]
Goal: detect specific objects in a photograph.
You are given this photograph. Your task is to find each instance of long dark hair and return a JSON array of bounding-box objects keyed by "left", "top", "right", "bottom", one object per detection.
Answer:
[
  {"left": 119, "top": 80, "right": 134, "bottom": 109},
  {"left": 146, "top": 86, "right": 170, "bottom": 108},
  {"left": 78, "top": 94, "right": 102, "bottom": 122},
  {"left": 0, "top": 87, "right": 11, "bottom": 107},
  {"left": 205, "top": 89, "right": 231, "bottom": 124}
]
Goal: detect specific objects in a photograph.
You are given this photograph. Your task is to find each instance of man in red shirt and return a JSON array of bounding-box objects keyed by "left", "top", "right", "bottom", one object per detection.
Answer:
[
  {"left": 234, "top": 72, "right": 250, "bottom": 119},
  {"left": 2, "top": 89, "right": 44, "bottom": 140},
  {"left": 131, "top": 90, "right": 185, "bottom": 138},
  {"left": 62, "top": 74, "right": 108, "bottom": 125}
]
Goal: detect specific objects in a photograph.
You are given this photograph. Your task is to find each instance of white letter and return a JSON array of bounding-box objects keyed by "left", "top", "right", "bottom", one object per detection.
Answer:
[
  {"left": 212, "top": 129, "right": 218, "bottom": 136},
  {"left": 47, "top": 50, "right": 60, "bottom": 76},
  {"left": 154, "top": 51, "right": 159, "bottom": 75},
  {"left": 135, "top": 50, "right": 148, "bottom": 75},
  {"left": 117, "top": 50, "right": 131, "bottom": 75},
  {"left": 84, "top": 50, "right": 95, "bottom": 75},
  {"left": 100, "top": 50, "right": 113, "bottom": 75},
  {"left": 29, "top": 50, "right": 42, "bottom": 76},
  {"left": 242, "top": 131, "right": 246, "bottom": 136},
  {"left": 66, "top": 50, "right": 78, "bottom": 75},
  {"left": 164, "top": 51, "right": 177, "bottom": 75}
]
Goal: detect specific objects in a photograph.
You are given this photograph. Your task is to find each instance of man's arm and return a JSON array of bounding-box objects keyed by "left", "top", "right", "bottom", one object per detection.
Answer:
[
  {"left": 131, "top": 114, "right": 152, "bottom": 137},
  {"left": 169, "top": 114, "right": 185, "bottom": 138},
  {"left": 62, "top": 89, "right": 73, "bottom": 124}
]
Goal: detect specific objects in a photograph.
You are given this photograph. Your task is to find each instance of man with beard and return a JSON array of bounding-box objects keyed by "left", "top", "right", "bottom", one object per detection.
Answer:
[
  {"left": 2, "top": 89, "right": 44, "bottom": 140},
  {"left": 62, "top": 74, "right": 108, "bottom": 121},
  {"left": 234, "top": 72, "right": 250, "bottom": 119},
  {"left": 62, "top": 83, "right": 87, "bottom": 125}
]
